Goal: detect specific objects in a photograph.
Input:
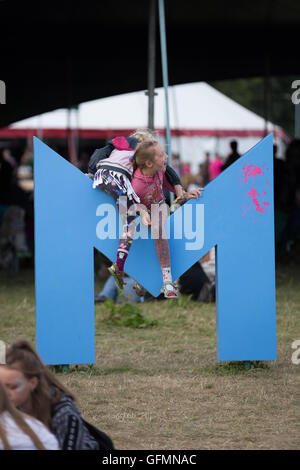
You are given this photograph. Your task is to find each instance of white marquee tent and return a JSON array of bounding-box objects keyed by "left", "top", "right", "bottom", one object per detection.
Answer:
[{"left": 1, "top": 82, "right": 287, "bottom": 172}]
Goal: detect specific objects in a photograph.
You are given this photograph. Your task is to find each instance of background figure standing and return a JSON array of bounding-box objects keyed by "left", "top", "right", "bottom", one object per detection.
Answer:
[
  {"left": 209, "top": 152, "right": 223, "bottom": 181},
  {"left": 0, "top": 149, "right": 15, "bottom": 206},
  {"left": 171, "top": 153, "right": 181, "bottom": 177},
  {"left": 200, "top": 152, "right": 211, "bottom": 186},
  {"left": 273, "top": 144, "right": 288, "bottom": 211},
  {"left": 278, "top": 139, "right": 300, "bottom": 253},
  {"left": 221, "top": 140, "right": 241, "bottom": 171}
]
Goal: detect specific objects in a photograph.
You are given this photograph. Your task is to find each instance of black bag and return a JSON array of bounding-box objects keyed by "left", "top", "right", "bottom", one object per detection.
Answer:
[{"left": 83, "top": 419, "right": 114, "bottom": 450}]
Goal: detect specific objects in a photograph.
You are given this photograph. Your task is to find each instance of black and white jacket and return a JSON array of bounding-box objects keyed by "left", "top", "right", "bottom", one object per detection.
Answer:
[
  {"left": 88, "top": 136, "right": 181, "bottom": 188},
  {"left": 51, "top": 394, "right": 113, "bottom": 450}
]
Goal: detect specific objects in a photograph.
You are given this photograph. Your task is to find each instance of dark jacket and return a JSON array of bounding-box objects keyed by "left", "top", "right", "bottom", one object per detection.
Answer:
[
  {"left": 88, "top": 137, "right": 181, "bottom": 188},
  {"left": 51, "top": 394, "right": 113, "bottom": 450}
]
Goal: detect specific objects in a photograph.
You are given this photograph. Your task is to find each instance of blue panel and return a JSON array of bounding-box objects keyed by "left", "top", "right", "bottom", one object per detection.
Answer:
[{"left": 34, "top": 134, "right": 276, "bottom": 364}]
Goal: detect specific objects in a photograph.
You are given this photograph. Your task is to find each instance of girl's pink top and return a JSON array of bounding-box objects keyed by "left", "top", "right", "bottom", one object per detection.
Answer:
[
  {"left": 131, "top": 168, "right": 175, "bottom": 210},
  {"left": 209, "top": 158, "right": 223, "bottom": 180}
]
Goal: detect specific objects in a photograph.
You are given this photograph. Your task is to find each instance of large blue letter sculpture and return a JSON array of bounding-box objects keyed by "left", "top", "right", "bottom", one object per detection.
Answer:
[{"left": 34, "top": 134, "right": 276, "bottom": 365}]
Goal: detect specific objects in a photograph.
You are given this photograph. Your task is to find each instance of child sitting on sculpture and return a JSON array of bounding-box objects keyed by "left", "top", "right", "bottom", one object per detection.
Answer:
[
  {"left": 130, "top": 139, "right": 203, "bottom": 298},
  {"left": 89, "top": 129, "right": 183, "bottom": 290}
]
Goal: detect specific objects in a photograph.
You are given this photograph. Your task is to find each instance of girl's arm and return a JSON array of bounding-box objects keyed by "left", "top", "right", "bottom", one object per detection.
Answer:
[
  {"left": 164, "top": 165, "right": 184, "bottom": 197},
  {"left": 165, "top": 166, "right": 183, "bottom": 191},
  {"left": 163, "top": 172, "right": 177, "bottom": 194},
  {"left": 174, "top": 184, "right": 184, "bottom": 197}
]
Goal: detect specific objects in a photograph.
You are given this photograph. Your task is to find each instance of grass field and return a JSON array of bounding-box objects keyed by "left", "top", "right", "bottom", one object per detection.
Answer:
[{"left": 0, "top": 253, "right": 299, "bottom": 450}]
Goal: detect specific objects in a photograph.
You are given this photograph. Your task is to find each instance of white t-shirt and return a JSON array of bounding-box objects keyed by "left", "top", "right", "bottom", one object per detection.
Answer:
[{"left": 0, "top": 411, "right": 59, "bottom": 450}]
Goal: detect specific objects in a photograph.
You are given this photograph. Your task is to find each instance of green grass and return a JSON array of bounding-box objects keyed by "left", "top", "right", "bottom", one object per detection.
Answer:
[{"left": 0, "top": 252, "right": 300, "bottom": 450}]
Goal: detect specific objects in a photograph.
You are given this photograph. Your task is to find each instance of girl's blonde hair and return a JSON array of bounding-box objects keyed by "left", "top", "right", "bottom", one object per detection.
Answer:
[
  {"left": 4, "top": 340, "right": 76, "bottom": 429},
  {"left": 132, "top": 138, "right": 159, "bottom": 172},
  {"left": 0, "top": 381, "right": 46, "bottom": 450},
  {"left": 130, "top": 128, "right": 158, "bottom": 143}
]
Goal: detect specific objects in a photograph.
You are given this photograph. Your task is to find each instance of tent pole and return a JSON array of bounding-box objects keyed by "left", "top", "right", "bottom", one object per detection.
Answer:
[
  {"left": 147, "top": 0, "right": 156, "bottom": 131},
  {"left": 66, "top": 56, "right": 78, "bottom": 166},
  {"left": 263, "top": 53, "right": 271, "bottom": 137},
  {"left": 158, "top": 0, "right": 172, "bottom": 170},
  {"left": 295, "top": 101, "right": 300, "bottom": 138}
]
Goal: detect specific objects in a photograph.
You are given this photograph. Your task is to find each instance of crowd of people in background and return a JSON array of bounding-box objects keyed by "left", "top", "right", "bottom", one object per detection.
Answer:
[
  {"left": 0, "top": 136, "right": 299, "bottom": 280},
  {"left": 0, "top": 135, "right": 300, "bottom": 284},
  {"left": 0, "top": 146, "right": 34, "bottom": 271},
  {"left": 174, "top": 140, "right": 241, "bottom": 190},
  {"left": 0, "top": 137, "right": 299, "bottom": 274}
]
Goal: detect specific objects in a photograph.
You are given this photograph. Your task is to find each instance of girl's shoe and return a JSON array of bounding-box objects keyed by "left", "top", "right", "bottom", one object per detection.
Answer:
[
  {"left": 108, "top": 263, "right": 125, "bottom": 289},
  {"left": 161, "top": 282, "right": 179, "bottom": 299}
]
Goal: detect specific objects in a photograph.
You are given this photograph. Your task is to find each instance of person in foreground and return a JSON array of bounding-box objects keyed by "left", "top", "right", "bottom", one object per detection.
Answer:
[
  {"left": 0, "top": 340, "right": 113, "bottom": 450},
  {"left": 0, "top": 381, "right": 59, "bottom": 450}
]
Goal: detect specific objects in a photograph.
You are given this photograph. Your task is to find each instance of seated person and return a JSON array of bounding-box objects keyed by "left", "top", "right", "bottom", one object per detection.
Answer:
[
  {"left": 95, "top": 275, "right": 143, "bottom": 303},
  {"left": 179, "top": 261, "right": 215, "bottom": 302}
]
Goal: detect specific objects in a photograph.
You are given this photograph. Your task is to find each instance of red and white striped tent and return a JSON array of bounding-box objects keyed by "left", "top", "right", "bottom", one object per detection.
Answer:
[{"left": 0, "top": 82, "right": 287, "bottom": 172}]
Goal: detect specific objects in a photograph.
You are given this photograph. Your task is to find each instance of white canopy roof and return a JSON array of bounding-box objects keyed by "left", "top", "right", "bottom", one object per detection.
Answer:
[{"left": 11, "top": 82, "right": 279, "bottom": 132}]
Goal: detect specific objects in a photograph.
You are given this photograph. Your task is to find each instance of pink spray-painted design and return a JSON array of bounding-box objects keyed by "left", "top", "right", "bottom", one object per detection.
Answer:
[
  {"left": 242, "top": 164, "right": 264, "bottom": 184},
  {"left": 246, "top": 187, "right": 271, "bottom": 214},
  {"left": 246, "top": 187, "right": 265, "bottom": 213},
  {"left": 240, "top": 163, "right": 271, "bottom": 219}
]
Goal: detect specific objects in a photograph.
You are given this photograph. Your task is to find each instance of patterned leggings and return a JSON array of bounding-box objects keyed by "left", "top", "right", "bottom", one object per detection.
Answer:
[
  {"left": 96, "top": 179, "right": 137, "bottom": 272},
  {"left": 97, "top": 177, "right": 171, "bottom": 274}
]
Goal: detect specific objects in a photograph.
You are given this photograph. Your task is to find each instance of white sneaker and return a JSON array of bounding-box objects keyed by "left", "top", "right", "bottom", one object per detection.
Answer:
[{"left": 161, "top": 282, "right": 179, "bottom": 299}]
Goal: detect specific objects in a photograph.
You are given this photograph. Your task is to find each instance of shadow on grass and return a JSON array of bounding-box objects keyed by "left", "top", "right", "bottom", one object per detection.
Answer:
[
  {"left": 50, "top": 365, "right": 154, "bottom": 377},
  {"left": 199, "top": 361, "right": 270, "bottom": 376}
]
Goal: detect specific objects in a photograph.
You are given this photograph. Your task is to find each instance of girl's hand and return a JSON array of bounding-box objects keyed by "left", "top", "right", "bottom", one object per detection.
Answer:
[
  {"left": 185, "top": 188, "right": 204, "bottom": 200},
  {"left": 174, "top": 184, "right": 184, "bottom": 197},
  {"left": 141, "top": 210, "right": 151, "bottom": 226}
]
